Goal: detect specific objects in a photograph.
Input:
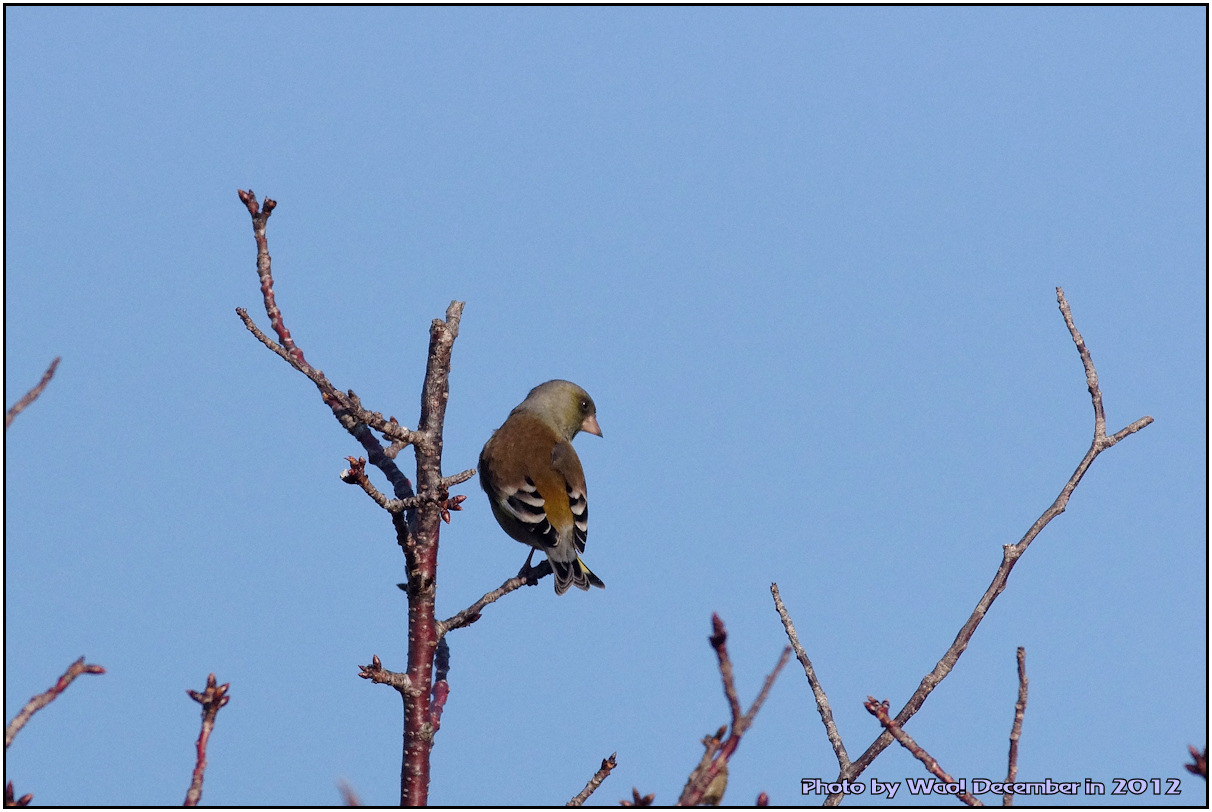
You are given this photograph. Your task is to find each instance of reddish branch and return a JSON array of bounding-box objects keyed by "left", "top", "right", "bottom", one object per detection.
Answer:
[
  {"left": 621, "top": 787, "right": 656, "bottom": 806},
  {"left": 184, "top": 673, "right": 230, "bottom": 806},
  {"left": 768, "top": 288, "right": 1154, "bottom": 806},
  {"left": 338, "top": 780, "right": 363, "bottom": 806},
  {"left": 235, "top": 192, "right": 419, "bottom": 505},
  {"left": 341, "top": 456, "right": 473, "bottom": 516},
  {"left": 864, "top": 697, "right": 982, "bottom": 807},
  {"left": 237, "top": 191, "right": 473, "bottom": 805},
  {"left": 429, "top": 639, "right": 450, "bottom": 736},
  {"left": 1003, "top": 647, "right": 1029, "bottom": 806},
  {"left": 5, "top": 781, "right": 33, "bottom": 807},
  {"left": 676, "top": 615, "right": 791, "bottom": 806},
  {"left": 5, "top": 357, "right": 60, "bottom": 430},
  {"left": 5, "top": 657, "right": 104, "bottom": 749},
  {"left": 397, "top": 300, "right": 463, "bottom": 806},
  {"left": 567, "top": 752, "right": 617, "bottom": 806},
  {"left": 1186, "top": 746, "right": 1207, "bottom": 779},
  {"left": 237, "top": 191, "right": 296, "bottom": 363}
]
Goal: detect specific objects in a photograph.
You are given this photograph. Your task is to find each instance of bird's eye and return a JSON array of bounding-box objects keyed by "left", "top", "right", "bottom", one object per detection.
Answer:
[{"left": 580, "top": 399, "right": 589, "bottom": 413}]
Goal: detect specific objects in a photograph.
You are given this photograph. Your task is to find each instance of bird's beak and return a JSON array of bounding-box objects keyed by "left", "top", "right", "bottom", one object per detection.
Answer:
[{"left": 581, "top": 414, "right": 603, "bottom": 437}]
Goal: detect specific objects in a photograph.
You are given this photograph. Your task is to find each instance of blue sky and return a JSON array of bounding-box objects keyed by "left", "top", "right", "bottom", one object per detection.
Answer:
[{"left": 5, "top": 7, "right": 1206, "bottom": 807}]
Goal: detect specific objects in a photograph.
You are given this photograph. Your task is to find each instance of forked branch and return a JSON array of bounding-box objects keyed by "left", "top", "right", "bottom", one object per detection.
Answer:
[
  {"left": 769, "top": 289, "right": 1152, "bottom": 805},
  {"left": 677, "top": 615, "right": 791, "bottom": 806},
  {"left": 237, "top": 191, "right": 473, "bottom": 805}
]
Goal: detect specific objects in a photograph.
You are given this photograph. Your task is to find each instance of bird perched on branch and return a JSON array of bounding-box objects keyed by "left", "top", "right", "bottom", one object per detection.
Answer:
[{"left": 479, "top": 379, "right": 605, "bottom": 594}]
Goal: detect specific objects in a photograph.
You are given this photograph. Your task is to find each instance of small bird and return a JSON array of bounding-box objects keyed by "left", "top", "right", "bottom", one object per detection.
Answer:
[{"left": 479, "top": 379, "right": 605, "bottom": 594}]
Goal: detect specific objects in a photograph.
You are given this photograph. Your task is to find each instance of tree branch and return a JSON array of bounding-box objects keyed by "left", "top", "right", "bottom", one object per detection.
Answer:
[
  {"left": 814, "top": 289, "right": 1152, "bottom": 805},
  {"left": 5, "top": 657, "right": 104, "bottom": 750},
  {"left": 864, "top": 697, "right": 982, "bottom": 807},
  {"left": 236, "top": 191, "right": 471, "bottom": 805},
  {"left": 358, "top": 654, "right": 416, "bottom": 695},
  {"left": 1185, "top": 746, "right": 1207, "bottom": 780},
  {"left": 5, "top": 781, "right": 33, "bottom": 807},
  {"left": 5, "top": 357, "right": 61, "bottom": 430},
  {"left": 770, "top": 583, "right": 850, "bottom": 771},
  {"left": 184, "top": 673, "right": 230, "bottom": 806},
  {"left": 1003, "top": 647, "right": 1028, "bottom": 806},
  {"left": 435, "top": 572, "right": 535, "bottom": 638},
  {"left": 677, "top": 615, "right": 791, "bottom": 806},
  {"left": 567, "top": 752, "right": 618, "bottom": 806}
]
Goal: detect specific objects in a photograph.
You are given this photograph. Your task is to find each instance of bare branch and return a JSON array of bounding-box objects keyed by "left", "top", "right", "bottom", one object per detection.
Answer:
[
  {"left": 711, "top": 614, "right": 744, "bottom": 729},
  {"left": 864, "top": 697, "right": 983, "bottom": 806},
  {"left": 236, "top": 190, "right": 300, "bottom": 364},
  {"left": 1056, "top": 287, "right": 1106, "bottom": 440},
  {"left": 436, "top": 569, "right": 544, "bottom": 638},
  {"left": 677, "top": 616, "right": 792, "bottom": 806},
  {"left": 236, "top": 193, "right": 471, "bottom": 804},
  {"left": 740, "top": 647, "right": 792, "bottom": 738},
  {"left": 341, "top": 457, "right": 471, "bottom": 524},
  {"left": 820, "top": 290, "right": 1153, "bottom": 804},
  {"left": 567, "top": 752, "right": 618, "bottom": 806},
  {"left": 439, "top": 468, "right": 477, "bottom": 489},
  {"left": 621, "top": 787, "right": 656, "bottom": 806},
  {"left": 5, "top": 657, "right": 104, "bottom": 749},
  {"left": 340, "top": 457, "right": 394, "bottom": 508},
  {"left": 337, "top": 779, "right": 362, "bottom": 806},
  {"left": 235, "top": 192, "right": 418, "bottom": 504},
  {"left": 357, "top": 654, "right": 416, "bottom": 696},
  {"left": 1003, "top": 647, "right": 1029, "bottom": 806},
  {"left": 1185, "top": 745, "right": 1207, "bottom": 780},
  {"left": 6, "top": 357, "right": 61, "bottom": 430},
  {"left": 429, "top": 639, "right": 450, "bottom": 736},
  {"left": 5, "top": 781, "right": 33, "bottom": 807},
  {"left": 184, "top": 673, "right": 231, "bottom": 806},
  {"left": 771, "top": 583, "right": 850, "bottom": 770}
]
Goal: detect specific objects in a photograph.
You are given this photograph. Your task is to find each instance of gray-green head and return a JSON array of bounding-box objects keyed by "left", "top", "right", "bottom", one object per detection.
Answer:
[{"left": 515, "top": 379, "right": 602, "bottom": 441}]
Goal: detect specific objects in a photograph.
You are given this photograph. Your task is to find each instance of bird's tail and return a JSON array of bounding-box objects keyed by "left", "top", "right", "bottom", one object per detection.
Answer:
[{"left": 551, "top": 555, "right": 605, "bottom": 595}]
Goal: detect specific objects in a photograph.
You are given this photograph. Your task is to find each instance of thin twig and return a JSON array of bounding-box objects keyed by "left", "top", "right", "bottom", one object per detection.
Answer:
[
  {"left": 184, "top": 673, "right": 230, "bottom": 806},
  {"left": 429, "top": 639, "right": 450, "bottom": 735},
  {"left": 6, "top": 357, "right": 61, "bottom": 430},
  {"left": 771, "top": 583, "right": 850, "bottom": 770},
  {"left": 337, "top": 779, "right": 362, "bottom": 806},
  {"left": 1003, "top": 647, "right": 1028, "bottom": 806},
  {"left": 357, "top": 654, "right": 416, "bottom": 696},
  {"left": 1184, "top": 745, "right": 1207, "bottom": 779},
  {"left": 567, "top": 752, "right": 618, "bottom": 806},
  {"left": 864, "top": 697, "right": 983, "bottom": 806},
  {"left": 820, "top": 289, "right": 1152, "bottom": 805},
  {"left": 341, "top": 457, "right": 394, "bottom": 509},
  {"left": 677, "top": 616, "right": 792, "bottom": 806},
  {"left": 711, "top": 614, "right": 745, "bottom": 728},
  {"left": 5, "top": 657, "right": 104, "bottom": 749},
  {"left": 342, "top": 456, "right": 472, "bottom": 520},
  {"left": 237, "top": 190, "right": 300, "bottom": 364},
  {"left": 235, "top": 192, "right": 418, "bottom": 503},
  {"left": 621, "top": 787, "right": 656, "bottom": 806},
  {"left": 5, "top": 781, "right": 33, "bottom": 807},
  {"left": 435, "top": 571, "right": 535, "bottom": 638}
]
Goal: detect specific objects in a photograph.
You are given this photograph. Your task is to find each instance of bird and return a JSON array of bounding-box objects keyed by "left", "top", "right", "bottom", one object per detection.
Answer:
[{"left": 479, "top": 379, "right": 605, "bottom": 594}]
